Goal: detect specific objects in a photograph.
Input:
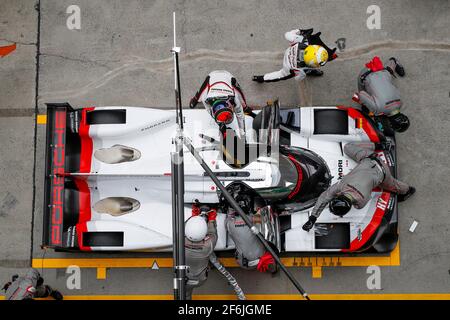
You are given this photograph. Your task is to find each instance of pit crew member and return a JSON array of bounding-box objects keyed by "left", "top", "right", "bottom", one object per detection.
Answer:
[
  {"left": 252, "top": 28, "right": 337, "bottom": 83},
  {"left": 189, "top": 70, "right": 252, "bottom": 139},
  {"left": 353, "top": 56, "right": 410, "bottom": 132},
  {"left": 184, "top": 203, "right": 218, "bottom": 300},
  {"left": 2, "top": 269, "right": 63, "bottom": 300},
  {"left": 225, "top": 192, "right": 276, "bottom": 273},
  {"left": 302, "top": 142, "right": 416, "bottom": 231}
]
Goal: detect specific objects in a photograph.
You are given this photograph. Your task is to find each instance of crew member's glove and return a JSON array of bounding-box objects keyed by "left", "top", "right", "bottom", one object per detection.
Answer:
[
  {"left": 257, "top": 252, "right": 276, "bottom": 273},
  {"left": 252, "top": 75, "right": 264, "bottom": 83},
  {"left": 299, "top": 28, "right": 314, "bottom": 37},
  {"left": 243, "top": 105, "right": 257, "bottom": 118},
  {"left": 189, "top": 97, "right": 198, "bottom": 109},
  {"left": 207, "top": 209, "right": 217, "bottom": 221},
  {"left": 302, "top": 216, "right": 317, "bottom": 232},
  {"left": 191, "top": 201, "right": 201, "bottom": 216}
]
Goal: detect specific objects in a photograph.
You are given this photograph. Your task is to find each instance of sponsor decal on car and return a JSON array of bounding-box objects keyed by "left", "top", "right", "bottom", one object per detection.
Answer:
[
  {"left": 49, "top": 109, "right": 66, "bottom": 246},
  {"left": 337, "top": 159, "right": 344, "bottom": 180}
]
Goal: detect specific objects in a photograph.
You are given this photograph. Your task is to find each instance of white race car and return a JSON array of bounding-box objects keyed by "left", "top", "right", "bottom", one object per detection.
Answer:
[{"left": 43, "top": 101, "right": 398, "bottom": 254}]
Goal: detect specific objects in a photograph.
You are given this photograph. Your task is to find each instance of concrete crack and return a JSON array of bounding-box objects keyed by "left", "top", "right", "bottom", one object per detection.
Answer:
[
  {"left": 39, "top": 39, "right": 450, "bottom": 101},
  {"left": 0, "top": 38, "right": 37, "bottom": 46},
  {"left": 40, "top": 52, "right": 116, "bottom": 68}
]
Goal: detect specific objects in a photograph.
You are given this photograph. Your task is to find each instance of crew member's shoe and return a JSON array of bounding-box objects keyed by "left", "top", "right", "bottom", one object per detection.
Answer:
[
  {"left": 389, "top": 57, "right": 405, "bottom": 77},
  {"left": 50, "top": 289, "right": 64, "bottom": 300},
  {"left": 398, "top": 187, "right": 416, "bottom": 202},
  {"left": 305, "top": 69, "right": 324, "bottom": 77},
  {"left": 252, "top": 75, "right": 265, "bottom": 83}
]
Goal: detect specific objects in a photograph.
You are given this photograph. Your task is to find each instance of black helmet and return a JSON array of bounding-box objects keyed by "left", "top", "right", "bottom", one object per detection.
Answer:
[
  {"left": 389, "top": 113, "right": 410, "bottom": 133},
  {"left": 329, "top": 195, "right": 352, "bottom": 217}
]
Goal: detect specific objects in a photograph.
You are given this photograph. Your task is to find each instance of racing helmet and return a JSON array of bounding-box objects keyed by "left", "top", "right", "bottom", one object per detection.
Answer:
[
  {"left": 185, "top": 216, "right": 208, "bottom": 242},
  {"left": 303, "top": 45, "right": 329, "bottom": 68},
  {"left": 209, "top": 98, "right": 234, "bottom": 125},
  {"left": 389, "top": 113, "right": 410, "bottom": 133},
  {"left": 329, "top": 195, "right": 352, "bottom": 217}
]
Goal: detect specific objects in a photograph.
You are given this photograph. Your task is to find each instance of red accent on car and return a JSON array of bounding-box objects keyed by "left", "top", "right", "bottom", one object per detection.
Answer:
[
  {"left": 337, "top": 106, "right": 380, "bottom": 143},
  {"left": 287, "top": 155, "right": 303, "bottom": 200},
  {"left": 74, "top": 178, "right": 91, "bottom": 224},
  {"left": 78, "top": 107, "right": 95, "bottom": 172},
  {"left": 343, "top": 192, "right": 391, "bottom": 252},
  {"left": 50, "top": 109, "right": 67, "bottom": 246}
]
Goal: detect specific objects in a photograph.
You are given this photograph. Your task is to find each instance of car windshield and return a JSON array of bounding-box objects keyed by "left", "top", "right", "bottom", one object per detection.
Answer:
[
  {"left": 256, "top": 154, "right": 299, "bottom": 201},
  {"left": 255, "top": 146, "right": 331, "bottom": 204}
]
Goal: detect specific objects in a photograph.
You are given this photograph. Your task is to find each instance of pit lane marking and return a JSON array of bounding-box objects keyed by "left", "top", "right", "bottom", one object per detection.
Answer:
[
  {"left": 32, "top": 243, "right": 400, "bottom": 280},
  {"left": 3, "top": 292, "right": 450, "bottom": 300},
  {"left": 37, "top": 114, "right": 47, "bottom": 124}
]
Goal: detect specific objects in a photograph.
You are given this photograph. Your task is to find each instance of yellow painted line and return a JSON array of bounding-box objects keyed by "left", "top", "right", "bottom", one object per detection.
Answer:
[
  {"left": 32, "top": 258, "right": 174, "bottom": 269},
  {"left": 3, "top": 293, "right": 450, "bottom": 300},
  {"left": 97, "top": 267, "right": 107, "bottom": 280},
  {"left": 33, "top": 244, "right": 400, "bottom": 271},
  {"left": 37, "top": 114, "right": 47, "bottom": 124},
  {"left": 32, "top": 243, "right": 400, "bottom": 270},
  {"left": 312, "top": 266, "right": 322, "bottom": 278}
]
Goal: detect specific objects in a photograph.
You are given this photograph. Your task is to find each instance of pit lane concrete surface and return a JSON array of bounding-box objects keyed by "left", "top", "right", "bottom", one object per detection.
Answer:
[{"left": 1, "top": 0, "right": 450, "bottom": 299}]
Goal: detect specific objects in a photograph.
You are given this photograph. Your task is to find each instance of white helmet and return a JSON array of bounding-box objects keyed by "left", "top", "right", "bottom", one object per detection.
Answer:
[{"left": 185, "top": 216, "right": 208, "bottom": 242}]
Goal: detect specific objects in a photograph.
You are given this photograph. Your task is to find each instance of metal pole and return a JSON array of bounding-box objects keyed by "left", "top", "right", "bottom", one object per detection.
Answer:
[
  {"left": 171, "top": 152, "right": 180, "bottom": 299},
  {"left": 172, "top": 12, "right": 179, "bottom": 126},
  {"left": 175, "top": 135, "right": 186, "bottom": 300},
  {"left": 171, "top": 11, "right": 187, "bottom": 300},
  {"left": 184, "top": 138, "right": 310, "bottom": 300}
]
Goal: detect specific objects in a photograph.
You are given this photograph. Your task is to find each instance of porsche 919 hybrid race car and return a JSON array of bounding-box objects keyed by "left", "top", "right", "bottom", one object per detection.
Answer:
[{"left": 43, "top": 101, "right": 398, "bottom": 254}]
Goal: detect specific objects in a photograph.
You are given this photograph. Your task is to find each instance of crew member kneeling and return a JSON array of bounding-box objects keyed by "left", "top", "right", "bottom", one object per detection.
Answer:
[
  {"left": 185, "top": 203, "right": 218, "bottom": 300},
  {"left": 353, "top": 56, "right": 410, "bottom": 133},
  {"left": 302, "top": 142, "right": 415, "bottom": 231}
]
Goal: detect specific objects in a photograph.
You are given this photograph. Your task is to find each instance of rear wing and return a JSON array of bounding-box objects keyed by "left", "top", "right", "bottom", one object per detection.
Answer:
[{"left": 43, "top": 103, "right": 74, "bottom": 248}]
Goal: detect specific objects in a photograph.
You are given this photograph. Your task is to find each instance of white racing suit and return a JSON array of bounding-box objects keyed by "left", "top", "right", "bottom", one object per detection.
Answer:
[
  {"left": 185, "top": 220, "right": 218, "bottom": 300},
  {"left": 310, "top": 142, "right": 411, "bottom": 219},
  {"left": 191, "top": 70, "right": 247, "bottom": 139},
  {"left": 262, "top": 29, "right": 311, "bottom": 82},
  {"left": 357, "top": 59, "right": 402, "bottom": 116}
]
